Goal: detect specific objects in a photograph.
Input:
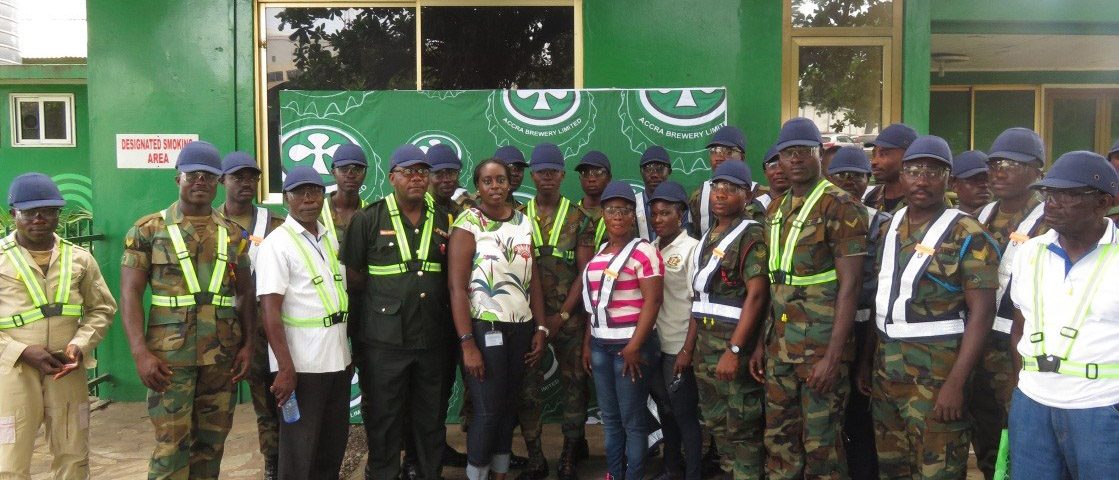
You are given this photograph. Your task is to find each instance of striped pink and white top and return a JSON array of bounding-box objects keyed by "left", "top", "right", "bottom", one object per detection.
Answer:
[{"left": 584, "top": 241, "right": 664, "bottom": 341}]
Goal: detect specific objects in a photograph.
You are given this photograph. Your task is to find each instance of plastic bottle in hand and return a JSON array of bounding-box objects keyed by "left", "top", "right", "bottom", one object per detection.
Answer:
[{"left": 281, "top": 392, "right": 301, "bottom": 423}]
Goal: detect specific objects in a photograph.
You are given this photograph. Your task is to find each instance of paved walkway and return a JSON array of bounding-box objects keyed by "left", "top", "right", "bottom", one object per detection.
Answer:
[{"left": 28, "top": 402, "right": 984, "bottom": 479}]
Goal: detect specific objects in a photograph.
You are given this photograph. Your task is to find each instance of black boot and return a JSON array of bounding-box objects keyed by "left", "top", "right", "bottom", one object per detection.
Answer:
[
  {"left": 442, "top": 442, "right": 468, "bottom": 468},
  {"left": 514, "top": 458, "right": 548, "bottom": 480},
  {"left": 509, "top": 453, "right": 529, "bottom": 469},
  {"left": 556, "top": 437, "right": 581, "bottom": 480},
  {"left": 572, "top": 436, "right": 589, "bottom": 462},
  {"left": 263, "top": 455, "right": 278, "bottom": 480}
]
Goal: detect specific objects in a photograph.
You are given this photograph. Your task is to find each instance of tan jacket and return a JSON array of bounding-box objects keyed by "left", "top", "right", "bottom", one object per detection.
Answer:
[{"left": 0, "top": 233, "right": 117, "bottom": 374}]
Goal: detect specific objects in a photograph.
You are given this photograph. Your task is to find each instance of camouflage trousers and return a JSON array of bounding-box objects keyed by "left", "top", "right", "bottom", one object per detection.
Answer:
[
  {"left": 872, "top": 376, "right": 970, "bottom": 480},
  {"left": 247, "top": 326, "right": 279, "bottom": 459},
  {"left": 516, "top": 314, "right": 589, "bottom": 469},
  {"left": 694, "top": 321, "right": 764, "bottom": 479},
  {"left": 764, "top": 360, "right": 849, "bottom": 480},
  {"left": 146, "top": 364, "right": 236, "bottom": 480},
  {"left": 967, "top": 335, "right": 1012, "bottom": 480}
]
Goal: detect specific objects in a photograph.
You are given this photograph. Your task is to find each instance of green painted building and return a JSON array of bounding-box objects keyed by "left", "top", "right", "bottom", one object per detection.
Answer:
[{"left": 3, "top": 0, "right": 1115, "bottom": 401}]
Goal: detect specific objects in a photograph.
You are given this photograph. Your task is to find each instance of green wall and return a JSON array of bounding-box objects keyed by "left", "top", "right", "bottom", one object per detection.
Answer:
[
  {"left": 932, "top": 0, "right": 1119, "bottom": 34},
  {"left": 0, "top": 78, "right": 91, "bottom": 213}
]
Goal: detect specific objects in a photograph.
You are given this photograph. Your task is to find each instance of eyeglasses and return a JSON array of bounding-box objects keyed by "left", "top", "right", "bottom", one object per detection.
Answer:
[
  {"left": 763, "top": 162, "right": 781, "bottom": 172},
  {"left": 335, "top": 165, "right": 367, "bottom": 176},
  {"left": 579, "top": 168, "right": 609, "bottom": 179},
  {"left": 228, "top": 172, "right": 261, "bottom": 184},
  {"left": 603, "top": 206, "right": 635, "bottom": 217},
  {"left": 831, "top": 171, "right": 869, "bottom": 182},
  {"left": 641, "top": 163, "right": 670, "bottom": 175},
  {"left": 392, "top": 167, "right": 430, "bottom": 178},
  {"left": 433, "top": 169, "right": 460, "bottom": 181},
  {"left": 900, "top": 164, "right": 949, "bottom": 180},
  {"left": 708, "top": 146, "right": 741, "bottom": 156},
  {"left": 710, "top": 182, "right": 746, "bottom": 195},
  {"left": 478, "top": 176, "right": 509, "bottom": 187},
  {"left": 16, "top": 207, "right": 61, "bottom": 220},
  {"left": 181, "top": 171, "right": 219, "bottom": 185},
  {"left": 987, "top": 159, "right": 1039, "bottom": 174},
  {"left": 285, "top": 186, "right": 325, "bottom": 199},
  {"left": 779, "top": 146, "right": 817, "bottom": 160},
  {"left": 534, "top": 169, "right": 563, "bottom": 179},
  {"left": 1038, "top": 187, "right": 1104, "bottom": 205}
]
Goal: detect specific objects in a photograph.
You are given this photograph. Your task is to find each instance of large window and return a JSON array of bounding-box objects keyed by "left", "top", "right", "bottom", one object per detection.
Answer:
[
  {"left": 783, "top": 0, "right": 902, "bottom": 138},
  {"left": 9, "top": 94, "right": 76, "bottom": 147},
  {"left": 255, "top": 1, "right": 579, "bottom": 197}
]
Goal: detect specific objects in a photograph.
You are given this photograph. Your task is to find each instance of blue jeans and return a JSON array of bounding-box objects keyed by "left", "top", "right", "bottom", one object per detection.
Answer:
[
  {"left": 1009, "top": 388, "right": 1119, "bottom": 480},
  {"left": 591, "top": 338, "right": 656, "bottom": 480}
]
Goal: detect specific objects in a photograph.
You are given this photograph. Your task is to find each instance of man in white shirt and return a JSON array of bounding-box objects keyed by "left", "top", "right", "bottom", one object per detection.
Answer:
[
  {"left": 1009, "top": 151, "right": 1119, "bottom": 479},
  {"left": 256, "top": 166, "right": 352, "bottom": 480}
]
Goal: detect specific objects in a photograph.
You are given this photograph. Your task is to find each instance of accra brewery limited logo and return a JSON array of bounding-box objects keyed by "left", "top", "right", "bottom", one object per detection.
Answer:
[
  {"left": 619, "top": 88, "right": 727, "bottom": 175},
  {"left": 486, "top": 89, "right": 597, "bottom": 156},
  {"left": 279, "top": 120, "right": 385, "bottom": 199}
]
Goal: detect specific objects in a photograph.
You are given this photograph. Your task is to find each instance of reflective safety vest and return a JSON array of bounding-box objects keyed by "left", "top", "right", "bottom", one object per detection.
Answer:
[
  {"left": 0, "top": 236, "right": 82, "bottom": 329},
  {"left": 367, "top": 193, "right": 442, "bottom": 276},
  {"left": 690, "top": 219, "right": 757, "bottom": 326},
  {"left": 580, "top": 199, "right": 607, "bottom": 246},
  {"left": 150, "top": 210, "right": 235, "bottom": 308},
  {"left": 1022, "top": 242, "right": 1119, "bottom": 379},
  {"left": 698, "top": 181, "right": 712, "bottom": 234},
  {"left": 321, "top": 195, "right": 368, "bottom": 240},
  {"left": 527, "top": 197, "right": 575, "bottom": 262},
  {"left": 280, "top": 225, "right": 349, "bottom": 328},
  {"left": 756, "top": 192, "right": 774, "bottom": 211},
  {"left": 768, "top": 179, "right": 838, "bottom": 286},
  {"left": 635, "top": 191, "right": 653, "bottom": 242},
  {"left": 977, "top": 201, "right": 1044, "bottom": 335},
  {"left": 245, "top": 206, "right": 271, "bottom": 271},
  {"left": 583, "top": 238, "right": 643, "bottom": 341},
  {"left": 874, "top": 207, "right": 967, "bottom": 341}
]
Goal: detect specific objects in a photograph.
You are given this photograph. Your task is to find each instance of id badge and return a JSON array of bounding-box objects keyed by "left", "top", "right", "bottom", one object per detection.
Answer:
[{"left": 484, "top": 330, "right": 504, "bottom": 348}]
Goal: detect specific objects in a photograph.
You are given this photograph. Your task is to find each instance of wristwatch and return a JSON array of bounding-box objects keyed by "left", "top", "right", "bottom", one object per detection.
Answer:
[
  {"left": 559, "top": 311, "right": 570, "bottom": 321},
  {"left": 727, "top": 343, "right": 742, "bottom": 355}
]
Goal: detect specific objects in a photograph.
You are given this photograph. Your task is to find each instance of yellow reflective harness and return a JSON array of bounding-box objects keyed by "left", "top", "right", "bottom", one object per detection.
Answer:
[
  {"left": 367, "top": 193, "right": 442, "bottom": 276},
  {"left": 0, "top": 236, "right": 82, "bottom": 329},
  {"left": 768, "top": 179, "right": 838, "bottom": 286},
  {"left": 280, "top": 225, "right": 349, "bottom": 328},
  {"left": 150, "top": 210, "right": 234, "bottom": 308},
  {"left": 527, "top": 197, "right": 575, "bottom": 262}
]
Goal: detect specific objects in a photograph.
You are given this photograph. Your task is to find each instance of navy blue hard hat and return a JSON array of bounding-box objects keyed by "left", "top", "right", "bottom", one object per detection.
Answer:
[
  {"left": 221, "top": 151, "right": 260, "bottom": 175},
  {"left": 577, "top": 150, "right": 611, "bottom": 172},
  {"left": 390, "top": 144, "right": 428, "bottom": 169},
  {"left": 711, "top": 159, "right": 752, "bottom": 187},
  {"left": 1107, "top": 138, "right": 1119, "bottom": 157},
  {"left": 647, "top": 180, "right": 688, "bottom": 205},
  {"left": 175, "top": 140, "right": 223, "bottom": 175},
  {"left": 530, "top": 143, "right": 564, "bottom": 172},
  {"left": 989, "top": 127, "right": 1044, "bottom": 166},
  {"left": 775, "top": 117, "right": 823, "bottom": 151},
  {"left": 600, "top": 181, "right": 636, "bottom": 204},
  {"left": 763, "top": 143, "right": 780, "bottom": 165},
  {"left": 426, "top": 144, "right": 461, "bottom": 172},
  {"left": 952, "top": 151, "right": 989, "bottom": 179},
  {"left": 707, "top": 125, "right": 746, "bottom": 151},
  {"left": 8, "top": 173, "right": 65, "bottom": 210},
  {"left": 494, "top": 145, "right": 527, "bottom": 166},
  {"left": 283, "top": 166, "right": 325, "bottom": 192},
  {"left": 331, "top": 143, "right": 367, "bottom": 168},
  {"left": 903, "top": 135, "right": 953, "bottom": 167},
  {"left": 640, "top": 145, "right": 670, "bottom": 166},
  {"left": 827, "top": 146, "right": 871, "bottom": 174},
  {"left": 868, "top": 123, "right": 918, "bottom": 150},
  {"left": 1032, "top": 151, "right": 1119, "bottom": 197}
]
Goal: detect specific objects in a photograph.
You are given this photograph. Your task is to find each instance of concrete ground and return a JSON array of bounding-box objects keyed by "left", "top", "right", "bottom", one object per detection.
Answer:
[{"left": 29, "top": 402, "right": 984, "bottom": 479}]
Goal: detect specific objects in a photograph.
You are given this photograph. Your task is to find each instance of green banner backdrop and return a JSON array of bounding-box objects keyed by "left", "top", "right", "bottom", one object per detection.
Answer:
[{"left": 278, "top": 88, "right": 727, "bottom": 423}]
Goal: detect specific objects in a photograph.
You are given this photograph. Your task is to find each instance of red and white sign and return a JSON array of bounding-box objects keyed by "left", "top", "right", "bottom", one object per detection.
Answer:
[{"left": 116, "top": 134, "right": 199, "bottom": 169}]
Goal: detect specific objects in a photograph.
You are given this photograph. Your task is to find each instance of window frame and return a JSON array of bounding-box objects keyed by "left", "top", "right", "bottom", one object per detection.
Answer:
[
  {"left": 253, "top": 0, "right": 584, "bottom": 200},
  {"left": 930, "top": 84, "right": 1042, "bottom": 152},
  {"left": 8, "top": 93, "right": 77, "bottom": 148},
  {"left": 781, "top": 0, "right": 903, "bottom": 126}
]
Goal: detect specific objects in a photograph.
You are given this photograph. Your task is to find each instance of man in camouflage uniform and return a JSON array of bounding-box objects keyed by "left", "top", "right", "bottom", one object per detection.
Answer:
[
  {"left": 428, "top": 144, "right": 476, "bottom": 218},
  {"left": 968, "top": 127, "right": 1048, "bottom": 480},
  {"left": 763, "top": 118, "right": 868, "bottom": 480},
  {"left": 217, "top": 152, "right": 285, "bottom": 479},
  {"left": 495, "top": 145, "right": 528, "bottom": 209},
  {"left": 863, "top": 123, "right": 919, "bottom": 214},
  {"left": 322, "top": 143, "right": 369, "bottom": 243},
  {"left": 576, "top": 149, "right": 611, "bottom": 247},
  {"left": 860, "top": 135, "right": 998, "bottom": 479},
  {"left": 690, "top": 125, "right": 751, "bottom": 238},
  {"left": 515, "top": 144, "right": 595, "bottom": 480},
  {"left": 120, "top": 141, "right": 255, "bottom": 480},
  {"left": 948, "top": 151, "right": 990, "bottom": 216},
  {"left": 687, "top": 161, "right": 770, "bottom": 479}
]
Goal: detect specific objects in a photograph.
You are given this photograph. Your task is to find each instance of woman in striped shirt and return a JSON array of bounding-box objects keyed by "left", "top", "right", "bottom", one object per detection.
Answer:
[{"left": 579, "top": 181, "right": 664, "bottom": 480}]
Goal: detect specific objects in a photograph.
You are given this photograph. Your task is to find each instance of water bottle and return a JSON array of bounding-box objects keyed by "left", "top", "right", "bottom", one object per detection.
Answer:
[{"left": 281, "top": 392, "right": 301, "bottom": 423}]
